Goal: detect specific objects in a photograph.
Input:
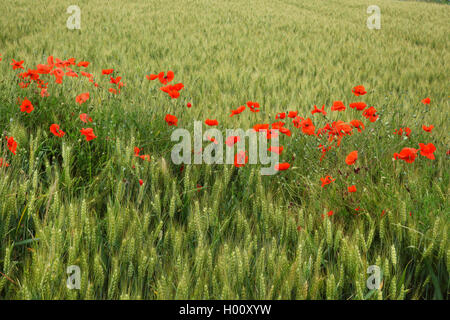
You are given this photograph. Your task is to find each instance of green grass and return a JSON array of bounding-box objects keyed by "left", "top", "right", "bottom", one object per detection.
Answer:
[{"left": 0, "top": 0, "right": 448, "bottom": 299}]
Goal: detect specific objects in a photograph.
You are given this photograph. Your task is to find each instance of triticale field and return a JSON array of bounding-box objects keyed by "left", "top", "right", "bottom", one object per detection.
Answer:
[{"left": 0, "top": 0, "right": 449, "bottom": 300}]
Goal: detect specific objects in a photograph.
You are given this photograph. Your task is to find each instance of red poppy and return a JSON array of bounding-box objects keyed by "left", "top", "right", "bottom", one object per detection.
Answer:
[
  {"left": 5, "top": 136, "right": 17, "bottom": 155},
  {"left": 311, "top": 105, "right": 326, "bottom": 115},
  {"left": 160, "top": 83, "right": 184, "bottom": 99},
  {"left": 110, "top": 76, "right": 122, "bottom": 85},
  {"left": 268, "top": 146, "right": 283, "bottom": 155},
  {"left": 205, "top": 119, "right": 218, "bottom": 126},
  {"left": 50, "top": 124, "right": 65, "bottom": 137},
  {"left": 350, "top": 120, "right": 365, "bottom": 132},
  {"left": 157, "top": 71, "right": 174, "bottom": 85},
  {"left": 37, "top": 64, "right": 52, "bottom": 74},
  {"left": 300, "top": 118, "right": 316, "bottom": 136},
  {"left": 225, "top": 136, "right": 240, "bottom": 147},
  {"left": 393, "top": 148, "right": 418, "bottom": 163},
  {"left": 287, "top": 111, "right": 298, "bottom": 118},
  {"left": 187, "top": 102, "right": 192, "bottom": 108},
  {"left": 109, "top": 88, "right": 117, "bottom": 94},
  {"left": 76, "top": 92, "right": 90, "bottom": 105},
  {"left": 77, "top": 61, "right": 90, "bottom": 67},
  {"left": 362, "top": 106, "right": 378, "bottom": 122},
  {"left": 349, "top": 102, "right": 367, "bottom": 111},
  {"left": 352, "top": 85, "right": 367, "bottom": 96},
  {"left": 207, "top": 135, "right": 218, "bottom": 145},
  {"left": 19, "top": 98, "right": 34, "bottom": 113},
  {"left": 331, "top": 101, "right": 346, "bottom": 111},
  {"left": 247, "top": 101, "right": 260, "bottom": 113},
  {"left": 234, "top": 151, "right": 248, "bottom": 167},
  {"left": 253, "top": 124, "right": 269, "bottom": 132},
  {"left": 0, "top": 158, "right": 9, "bottom": 167},
  {"left": 327, "top": 210, "right": 334, "bottom": 217},
  {"left": 80, "top": 128, "right": 97, "bottom": 141},
  {"left": 79, "top": 113, "right": 93, "bottom": 123},
  {"left": 345, "top": 150, "right": 358, "bottom": 165},
  {"left": 320, "top": 175, "right": 335, "bottom": 187},
  {"left": 348, "top": 185, "right": 357, "bottom": 193},
  {"left": 134, "top": 147, "right": 151, "bottom": 161},
  {"left": 165, "top": 114, "right": 178, "bottom": 126},
  {"left": 422, "top": 125, "right": 434, "bottom": 133},
  {"left": 418, "top": 143, "right": 436, "bottom": 160},
  {"left": 146, "top": 74, "right": 158, "bottom": 81},
  {"left": 271, "top": 121, "right": 285, "bottom": 130},
  {"left": 139, "top": 179, "right": 144, "bottom": 186},
  {"left": 276, "top": 112, "right": 286, "bottom": 119},
  {"left": 102, "top": 69, "right": 114, "bottom": 75},
  {"left": 11, "top": 59, "right": 24, "bottom": 70},
  {"left": 275, "top": 162, "right": 290, "bottom": 171},
  {"left": 421, "top": 97, "right": 430, "bottom": 105},
  {"left": 230, "top": 105, "right": 246, "bottom": 117}
]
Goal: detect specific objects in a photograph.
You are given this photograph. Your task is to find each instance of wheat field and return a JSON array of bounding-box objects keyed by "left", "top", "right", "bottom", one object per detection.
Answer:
[{"left": 0, "top": 0, "right": 448, "bottom": 300}]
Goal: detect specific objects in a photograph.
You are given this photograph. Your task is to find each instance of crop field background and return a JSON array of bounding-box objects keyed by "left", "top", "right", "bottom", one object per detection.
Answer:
[{"left": 0, "top": 0, "right": 448, "bottom": 300}]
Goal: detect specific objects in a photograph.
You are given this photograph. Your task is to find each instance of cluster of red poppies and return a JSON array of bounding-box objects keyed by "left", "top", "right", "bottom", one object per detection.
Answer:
[{"left": 1, "top": 56, "right": 444, "bottom": 214}]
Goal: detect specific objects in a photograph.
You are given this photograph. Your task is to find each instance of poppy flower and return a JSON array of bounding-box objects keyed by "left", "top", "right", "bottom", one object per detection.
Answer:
[
  {"left": 109, "top": 88, "right": 117, "bottom": 94},
  {"left": 418, "top": 143, "right": 436, "bottom": 160},
  {"left": 79, "top": 113, "right": 93, "bottom": 123},
  {"left": 422, "top": 125, "right": 434, "bottom": 133},
  {"left": 205, "top": 119, "right": 218, "bottom": 126},
  {"left": 80, "top": 128, "right": 97, "bottom": 141},
  {"left": 110, "top": 76, "right": 122, "bottom": 85},
  {"left": 276, "top": 112, "right": 286, "bottom": 119},
  {"left": 352, "top": 85, "right": 367, "bottom": 96},
  {"left": 381, "top": 210, "right": 387, "bottom": 218},
  {"left": 134, "top": 147, "right": 151, "bottom": 161},
  {"left": 76, "top": 92, "right": 90, "bottom": 105},
  {"left": 345, "top": 151, "right": 358, "bottom": 165},
  {"left": 348, "top": 185, "right": 357, "bottom": 193},
  {"left": 225, "top": 136, "right": 240, "bottom": 147},
  {"left": 0, "top": 158, "right": 9, "bottom": 167},
  {"left": 349, "top": 102, "right": 367, "bottom": 111},
  {"left": 40, "top": 88, "right": 49, "bottom": 98},
  {"left": 393, "top": 148, "right": 418, "bottom": 163},
  {"left": 300, "top": 118, "right": 316, "bottom": 136},
  {"left": 275, "top": 162, "right": 290, "bottom": 171},
  {"left": 331, "top": 101, "right": 346, "bottom": 111},
  {"left": 320, "top": 175, "right": 335, "bottom": 187},
  {"left": 139, "top": 179, "right": 144, "bottom": 186},
  {"left": 394, "top": 127, "right": 411, "bottom": 137},
  {"left": 146, "top": 74, "right": 158, "bottom": 81},
  {"left": 160, "top": 83, "right": 184, "bottom": 99},
  {"left": 65, "top": 69, "right": 78, "bottom": 77},
  {"left": 102, "top": 69, "right": 114, "bottom": 75},
  {"left": 287, "top": 111, "right": 298, "bottom": 118},
  {"left": 268, "top": 146, "right": 283, "bottom": 155},
  {"left": 327, "top": 210, "right": 334, "bottom": 217},
  {"left": 5, "top": 136, "right": 17, "bottom": 155},
  {"left": 165, "top": 114, "right": 178, "bottom": 126},
  {"left": 421, "top": 97, "right": 430, "bottom": 105},
  {"left": 0, "top": 54, "right": 2, "bottom": 62},
  {"left": 230, "top": 105, "right": 246, "bottom": 117},
  {"left": 11, "top": 59, "right": 24, "bottom": 70},
  {"left": 362, "top": 106, "right": 378, "bottom": 122},
  {"left": 311, "top": 105, "right": 326, "bottom": 116},
  {"left": 234, "top": 151, "right": 248, "bottom": 167},
  {"left": 350, "top": 120, "right": 365, "bottom": 132},
  {"left": 247, "top": 101, "right": 260, "bottom": 113},
  {"left": 19, "top": 98, "right": 34, "bottom": 113},
  {"left": 37, "top": 64, "right": 52, "bottom": 74},
  {"left": 271, "top": 121, "right": 285, "bottom": 130},
  {"left": 279, "top": 127, "right": 292, "bottom": 137},
  {"left": 207, "top": 135, "right": 218, "bottom": 145},
  {"left": 253, "top": 124, "right": 270, "bottom": 132},
  {"left": 187, "top": 102, "right": 192, "bottom": 108},
  {"left": 50, "top": 124, "right": 65, "bottom": 137},
  {"left": 157, "top": 71, "right": 174, "bottom": 85},
  {"left": 77, "top": 61, "right": 90, "bottom": 67}
]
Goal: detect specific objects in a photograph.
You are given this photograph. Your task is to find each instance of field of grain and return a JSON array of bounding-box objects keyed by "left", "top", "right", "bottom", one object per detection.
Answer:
[{"left": 0, "top": 0, "right": 448, "bottom": 299}]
